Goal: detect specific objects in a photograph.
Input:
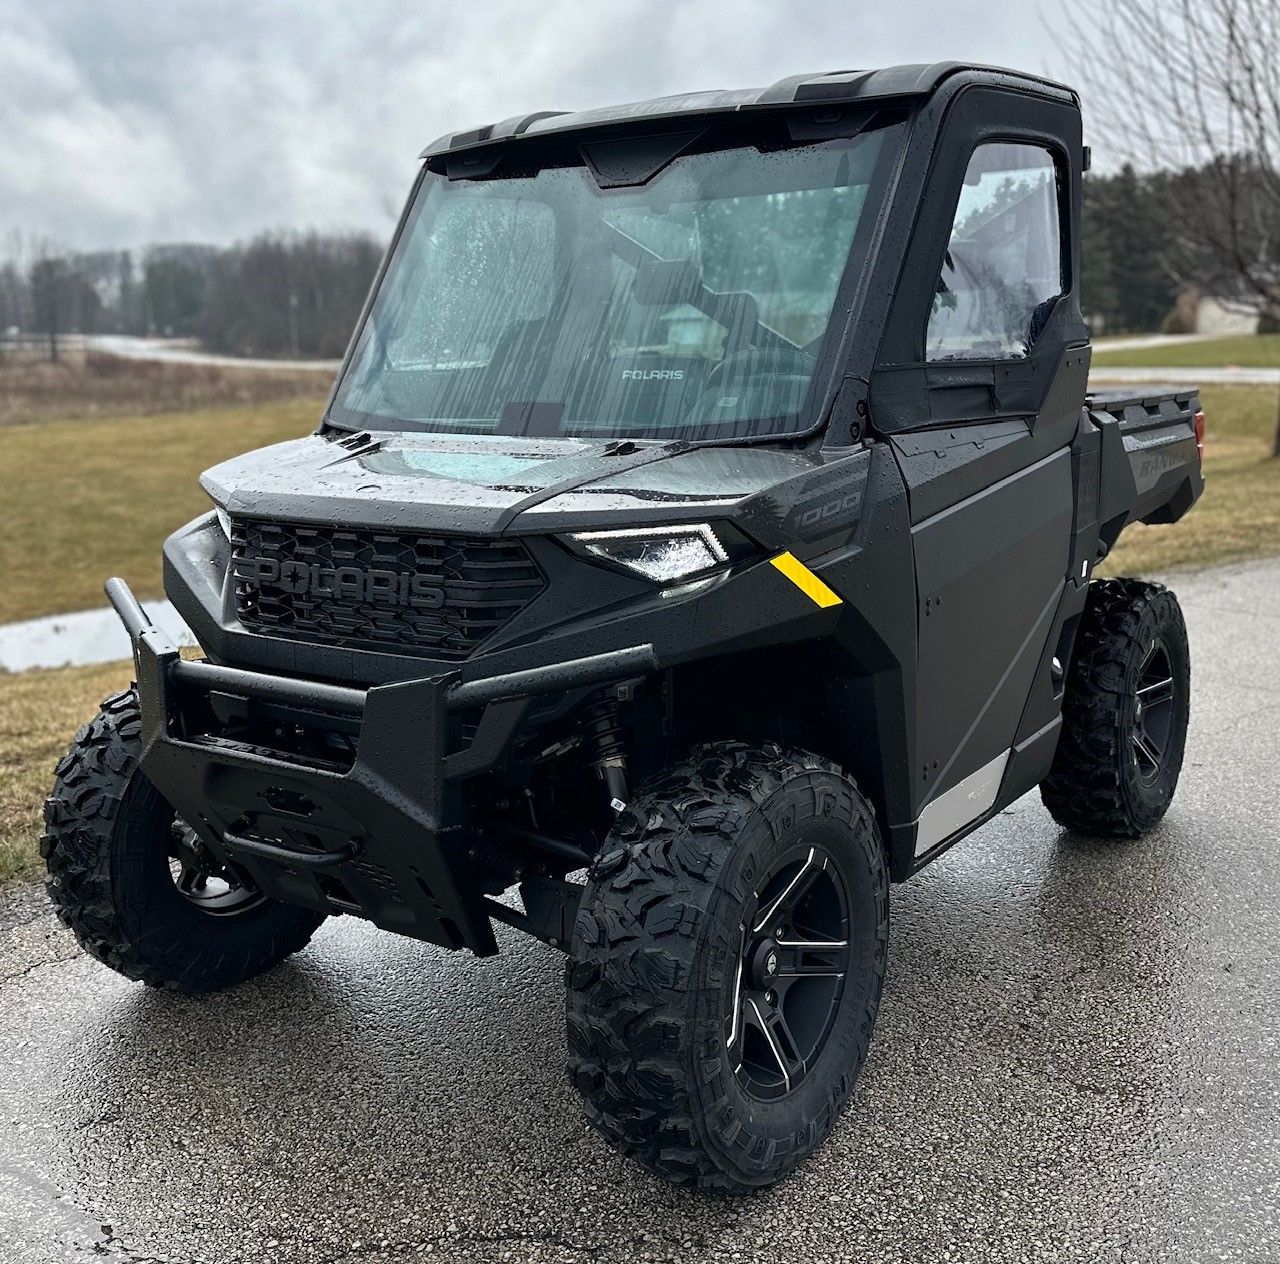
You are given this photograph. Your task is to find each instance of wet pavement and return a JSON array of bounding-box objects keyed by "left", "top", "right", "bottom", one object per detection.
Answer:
[{"left": 1, "top": 559, "right": 1277, "bottom": 1263}]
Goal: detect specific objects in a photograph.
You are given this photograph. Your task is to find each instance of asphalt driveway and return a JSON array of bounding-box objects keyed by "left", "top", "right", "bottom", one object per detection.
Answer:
[{"left": 2, "top": 560, "right": 1278, "bottom": 1263}]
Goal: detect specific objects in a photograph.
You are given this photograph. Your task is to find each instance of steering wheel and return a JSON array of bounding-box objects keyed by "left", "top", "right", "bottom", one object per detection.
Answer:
[{"left": 705, "top": 340, "right": 816, "bottom": 389}]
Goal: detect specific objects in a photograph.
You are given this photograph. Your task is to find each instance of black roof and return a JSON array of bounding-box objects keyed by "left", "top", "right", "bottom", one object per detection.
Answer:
[{"left": 420, "top": 61, "right": 1075, "bottom": 160}]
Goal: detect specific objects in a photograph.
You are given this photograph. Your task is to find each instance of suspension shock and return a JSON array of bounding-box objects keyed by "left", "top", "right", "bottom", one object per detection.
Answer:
[{"left": 583, "top": 689, "right": 630, "bottom": 813}]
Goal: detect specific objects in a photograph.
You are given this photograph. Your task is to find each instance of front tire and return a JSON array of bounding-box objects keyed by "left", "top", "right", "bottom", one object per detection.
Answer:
[
  {"left": 565, "top": 742, "right": 888, "bottom": 1193},
  {"left": 1041, "top": 578, "right": 1190, "bottom": 837},
  {"left": 42, "top": 688, "right": 325, "bottom": 994}
]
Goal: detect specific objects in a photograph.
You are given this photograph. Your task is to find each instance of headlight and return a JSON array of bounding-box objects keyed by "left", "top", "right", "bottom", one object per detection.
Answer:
[
  {"left": 214, "top": 505, "right": 232, "bottom": 540},
  {"left": 569, "top": 524, "right": 728, "bottom": 583}
]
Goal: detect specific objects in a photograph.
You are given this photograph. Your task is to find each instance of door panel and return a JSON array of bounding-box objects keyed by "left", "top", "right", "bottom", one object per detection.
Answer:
[
  {"left": 911, "top": 448, "right": 1072, "bottom": 839},
  {"left": 888, "top": 350, "right": 1090, "bottom": 524},
  {"left": 865, "top": 85, "right": 1087, "bottom": 855},
  {"left": 889, "top": 418, "right": 1031, "bottom": 523}
]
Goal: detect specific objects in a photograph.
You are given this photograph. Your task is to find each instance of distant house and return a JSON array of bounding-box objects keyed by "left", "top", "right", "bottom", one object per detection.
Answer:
[
  {"left": 1181, "top": 281, "right": 1270, "bottom": 335},
  {"left": 1195, "top": 293, "right": 1264, "bottom": 335}
]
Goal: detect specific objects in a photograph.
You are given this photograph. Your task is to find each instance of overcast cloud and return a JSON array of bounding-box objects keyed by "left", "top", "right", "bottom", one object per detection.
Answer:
[{"left": 0, "top": 0, "right": 1078, "bottom": 252}]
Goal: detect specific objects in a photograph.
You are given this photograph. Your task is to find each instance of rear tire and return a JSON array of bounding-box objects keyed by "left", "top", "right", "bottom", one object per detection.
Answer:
[
  {"left": 42, "top": 688, "right": 325, "bottom": 995},
  {"left": 1041, "top": 578, "right": 1190, "bottom": 837},
  {"left": 565, "top": 742, "right": 888, "bottom": 1193}
]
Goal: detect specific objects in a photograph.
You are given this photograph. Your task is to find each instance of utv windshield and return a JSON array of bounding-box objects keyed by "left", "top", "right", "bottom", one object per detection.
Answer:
[{"left": 329, "top": 125, "right": 894, "bottom": 442}]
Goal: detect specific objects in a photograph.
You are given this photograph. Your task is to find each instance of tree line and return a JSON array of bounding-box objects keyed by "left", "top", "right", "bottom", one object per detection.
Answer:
[
  {"left": 1082, "top": 167, "right": 1179, "bottom": 335},
  {"left": 0, "top": 230, "right": 383, "bottom": 360},
  {"left": 1083, "top": 159, "right": 1278, "bottom": 336},
  {"left": 0, "top": 162, "right": 1275, "bottom": 358}
]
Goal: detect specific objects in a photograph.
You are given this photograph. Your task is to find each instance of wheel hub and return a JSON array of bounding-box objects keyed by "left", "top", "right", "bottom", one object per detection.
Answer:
[{"left": 750, "top": 939, "right": 781, "bottom": 988}]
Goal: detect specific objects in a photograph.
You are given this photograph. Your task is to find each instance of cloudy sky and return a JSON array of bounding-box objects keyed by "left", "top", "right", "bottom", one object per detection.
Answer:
[{"left": 0, "top": 0, "right": 1082, "bottom": 253}]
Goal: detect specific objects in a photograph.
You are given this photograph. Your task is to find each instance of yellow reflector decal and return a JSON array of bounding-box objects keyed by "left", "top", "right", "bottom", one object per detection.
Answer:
[{"left": 770, "top": 552, "right": 843, "bottom": 609}]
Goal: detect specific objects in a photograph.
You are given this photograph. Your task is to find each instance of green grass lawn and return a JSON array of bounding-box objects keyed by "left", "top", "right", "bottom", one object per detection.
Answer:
[
  {"left": 0, "top": 396, "right": 324, "bottom": 623},
  {"left": 1092, "top": 333, "right": 1280, "bottom": 369}
]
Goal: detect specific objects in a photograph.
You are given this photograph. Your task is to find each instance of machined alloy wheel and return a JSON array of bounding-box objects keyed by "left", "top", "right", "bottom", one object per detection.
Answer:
[
  {"left": 167, "top": 821, "right": 266, "bottom": 918},
  {"left": 726, "top": 845, "right": 851, "bottom": 1102},
  {"left": 1131, "top": 640, "right": 1177, "bottom": 783}
]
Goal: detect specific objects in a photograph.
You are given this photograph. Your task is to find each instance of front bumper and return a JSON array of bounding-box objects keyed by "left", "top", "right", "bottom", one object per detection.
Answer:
[{"left": 107, "top": 578, "right": 655, "bottom": 955}]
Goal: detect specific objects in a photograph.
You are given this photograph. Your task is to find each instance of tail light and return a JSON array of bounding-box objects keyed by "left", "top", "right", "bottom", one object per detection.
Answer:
[{"left": 1193, "top": 409, "right": 1205, "bottom": 467}]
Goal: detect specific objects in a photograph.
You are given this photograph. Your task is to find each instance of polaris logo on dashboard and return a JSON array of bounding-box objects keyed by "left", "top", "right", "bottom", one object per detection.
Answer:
[
  {"left": 233, "top": 556, "right": 445, "bottom": 608},
  {"left": 621, "top": 369, "right": 684, "bottom": 381}
]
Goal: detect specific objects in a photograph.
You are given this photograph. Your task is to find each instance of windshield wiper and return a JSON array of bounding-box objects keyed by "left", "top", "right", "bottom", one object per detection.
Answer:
[{"left": 492, "top": 438, "right": 693, "bottom": 533}]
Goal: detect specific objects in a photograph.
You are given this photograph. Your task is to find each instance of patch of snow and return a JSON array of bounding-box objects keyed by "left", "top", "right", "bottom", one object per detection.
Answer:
[{"left": 0, "top": 601, "right": 196, "bottom": 673}]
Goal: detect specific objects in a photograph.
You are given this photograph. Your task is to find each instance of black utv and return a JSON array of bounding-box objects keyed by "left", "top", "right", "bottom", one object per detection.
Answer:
[{"left": 45, "top": 62, "right": 1205, "bottom": 1192}]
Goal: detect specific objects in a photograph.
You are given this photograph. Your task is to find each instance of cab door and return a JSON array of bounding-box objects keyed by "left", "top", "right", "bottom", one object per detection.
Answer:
[{"left": 867, "top": 87, "right": 1090, "bottom": 859}]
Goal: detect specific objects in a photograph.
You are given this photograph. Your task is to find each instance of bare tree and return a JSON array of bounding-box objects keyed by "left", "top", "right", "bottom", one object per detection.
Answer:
[
  {"left": 29, "top": 237, "right": 67, "bottom": 363},
  {"left": 1060, "top": 0, "right": 1280, "bottom": 453},
  {"left": 0, "top": 230, "right": 35, "bottom": 364}
]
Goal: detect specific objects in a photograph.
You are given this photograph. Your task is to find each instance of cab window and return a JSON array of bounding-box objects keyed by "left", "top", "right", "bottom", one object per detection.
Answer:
[{"left": 926, "top": 142, "right": 1063, "bottom": 361}]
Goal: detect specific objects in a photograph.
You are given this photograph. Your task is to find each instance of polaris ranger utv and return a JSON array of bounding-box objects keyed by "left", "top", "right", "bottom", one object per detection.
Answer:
[{"left": 45, "top": 62, "right": 1205, "bottom": 1192}]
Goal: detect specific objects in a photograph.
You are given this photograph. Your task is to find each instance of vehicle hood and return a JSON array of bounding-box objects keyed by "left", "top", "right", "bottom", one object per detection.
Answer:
[{"left": 200, "top": 430, "right": 819, "bottom": 535}]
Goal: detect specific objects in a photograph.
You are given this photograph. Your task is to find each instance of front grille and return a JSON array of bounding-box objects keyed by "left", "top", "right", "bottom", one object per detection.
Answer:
[{"left": 230, "top": 518, "right": 545, "bottom": 660}]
